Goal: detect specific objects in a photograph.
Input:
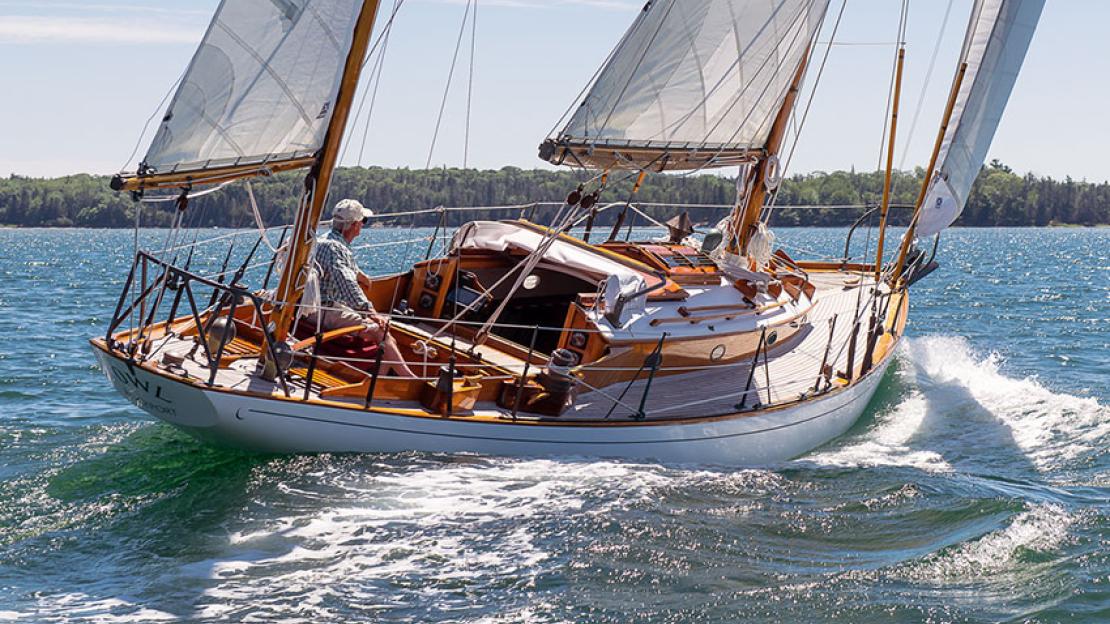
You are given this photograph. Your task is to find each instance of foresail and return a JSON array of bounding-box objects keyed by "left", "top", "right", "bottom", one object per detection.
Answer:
[
  {"left": 138, "top": 0, "right": 364, "bottom": 180},
  {"left": 541, "top": 0, "right": 828, "bottom": 171},
  {"left": 916, "top": 0, "right": 1044, "bottom": 238}
]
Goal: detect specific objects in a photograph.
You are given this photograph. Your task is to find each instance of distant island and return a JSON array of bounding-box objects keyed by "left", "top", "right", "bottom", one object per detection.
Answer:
[{"left": 0, "top": 160, "right": 1106, "bottom": 228}]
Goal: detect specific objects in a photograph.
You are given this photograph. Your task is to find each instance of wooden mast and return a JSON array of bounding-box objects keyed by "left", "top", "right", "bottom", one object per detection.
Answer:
[
  {"left": 892, "top": 61, "right": 968, "bottom": 285},
  {"left": 727, "top": 46, "right": 811, "bottom": 256},
  {"left": 874, "top": 47, "right": 906, "bottom": 281},
  {"left": 271, "top": 0, "right": 385, "bottom": 342}
]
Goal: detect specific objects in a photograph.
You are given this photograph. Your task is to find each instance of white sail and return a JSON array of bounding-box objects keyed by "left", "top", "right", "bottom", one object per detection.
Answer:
[
  {"left": 140, "top": 0, "right": 365, "bottom": 176},
  {"left": 543, "top": 0, "right": 828, "bottom": 171},
  {"left": 916, "top": 0, "right": 1044, "bottom": 238}
]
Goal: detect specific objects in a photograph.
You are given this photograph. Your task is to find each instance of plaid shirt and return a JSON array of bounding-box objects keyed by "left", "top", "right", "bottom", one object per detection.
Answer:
[{"left": 314, "top": 229, "right": 373, "bottom": 312}]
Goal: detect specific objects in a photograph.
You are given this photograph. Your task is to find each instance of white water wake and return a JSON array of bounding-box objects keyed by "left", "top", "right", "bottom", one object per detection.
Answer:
[
  {"left": 897, "top": 501, "right": 1075, "bottom": 584},
  {"left": 808, "top": 335, "right": 1108, "bottom": 474}
]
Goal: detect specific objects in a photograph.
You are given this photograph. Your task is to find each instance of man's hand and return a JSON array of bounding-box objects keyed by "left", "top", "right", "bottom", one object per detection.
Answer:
[
  {"left": 370, "top": 312, "right": 391, "bottom": 328},
  {"left": 359, "top": 311, "right": 390, "bottom": 342}
]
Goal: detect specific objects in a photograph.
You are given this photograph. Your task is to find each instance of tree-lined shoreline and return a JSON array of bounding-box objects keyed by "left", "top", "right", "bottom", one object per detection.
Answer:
[{"left": 1, "top": 161, "right": 1106, "bottom": 228}]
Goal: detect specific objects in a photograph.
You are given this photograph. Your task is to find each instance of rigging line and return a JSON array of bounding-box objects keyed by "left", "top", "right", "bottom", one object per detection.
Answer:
[
  {"left": 426, "top": 0, "right": 475, "bottom": 169},
  {"left": 765, "top": 0, "right": 846, "bottom": 220},
  {"left": 119, "top": 70, "right": 185, "bottom": 173},
  {"left": 546, "top": 19, "right": 636, "bottom": 140},
  {"left": 218, "top": 2, "right": 347, "bottom": 135},
  {"left": 246, "top": 180, "right": 280, "bottom": 253},
  {"left": 356, "top": 18, "right": 394, "bottom": 166},
  {"left": 345, "top": 0, "right": 404, "bottom": 166},
  {"left": 138, "top": 180, "right": 236, "bottom": 203},
  {"left": 899, "top": 0, "right": 955, "bottom": 170},
  {"left": 440, "top": 201, "right": 588, "bottom": 341},
  {"left": 464, "top": 0, "right": 478, "bottom": 169},
  {"left": 669, "top": 0, "right": 819, "bottom": 178},
  {"left": 816, "top": 40, "right": 901, "bottom": 46},
  {"left": 358, "top": 0, "right": 407, "bottom": 70},
  {"left": 695, "top": 1, "right": 820, "bottom": 157},
  {"left": 653, "top": 0, "right": 815, "bottom": 147},
  {"left": 875, "top": 0, "right": 910, "bottom": 171},
  {"left": 593, "top": 0, "right": 678, "bottom": 140}
]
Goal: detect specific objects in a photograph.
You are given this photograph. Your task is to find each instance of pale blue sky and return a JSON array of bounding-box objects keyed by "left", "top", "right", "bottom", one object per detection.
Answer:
[{"left": 0, "top": 1, "right": 1104, "bottom": 181}]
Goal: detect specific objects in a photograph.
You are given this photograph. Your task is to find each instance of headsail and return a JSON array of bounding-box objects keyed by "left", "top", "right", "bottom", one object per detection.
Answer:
[
  {"left": 115, "top": 0, "right": 365, "bottom": 190},
  {"left": 540, "top": 0, "right": 828, "bottom": 171},
  {"left": 915, "top": 0, "right": 1044, "bottom": 238}
]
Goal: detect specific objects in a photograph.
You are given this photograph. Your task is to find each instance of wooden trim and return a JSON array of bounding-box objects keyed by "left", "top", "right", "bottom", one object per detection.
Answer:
[
  {"left": 894, "top": 62, "right": 969, "bottom": 284},
  {"left": 113, "top": 157, "right": 315, "bottom": 192},
  {"left": 875, "top": 47, "right": 906, "bottom": 281},
  {"left": 731, "top": 45, "right": 811, "bottom": 255},
  {"left": 546, "top": 142, "right": 763, "bottom": 172},
  {"left": 649, "top": 300, "right": 788, "bottom": 327},
  {"left": 678, "top": 302, "right": 754, "bottom": 317},
  {"left": 291, "top": 325, "right": 366, "bottom": 352},
  {"left": 92, "top": 328, "right": 900, "bottom": 429}
]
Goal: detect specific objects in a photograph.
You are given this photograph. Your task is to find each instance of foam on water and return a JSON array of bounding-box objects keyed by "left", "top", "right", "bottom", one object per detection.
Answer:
[
  {"left": 27, "top": 595, "right": 177, "bottom": 623},
  {"left": 1, "top": 228, "right": 1106, "bottom": 622},
  {"left": 809, "top": 335, "right": 1108, "bottom": 475},
  {"left": 192, "top": 458, "right": 685, "bottom": 620},
  {"left": 903, "top": 502, "right": 1074, "bottom": 581},
  {"left": 806, "top": 391, "right": 954, "bottom": 472}
]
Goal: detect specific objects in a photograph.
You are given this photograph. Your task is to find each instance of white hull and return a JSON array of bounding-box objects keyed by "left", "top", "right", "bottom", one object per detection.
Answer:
[{"left": 93, "top": 346, "right": 893, "bottom": 465}]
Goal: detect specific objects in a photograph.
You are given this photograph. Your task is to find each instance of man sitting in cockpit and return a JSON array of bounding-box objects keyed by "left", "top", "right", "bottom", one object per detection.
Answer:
[{"left": 308, "top": 199, "right": 415, "bottom": 378}]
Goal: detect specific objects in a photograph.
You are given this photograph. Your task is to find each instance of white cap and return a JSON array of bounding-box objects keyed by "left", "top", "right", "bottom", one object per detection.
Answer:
[{"left": 332, "top": 199, "right": 373, "bottom": 225}]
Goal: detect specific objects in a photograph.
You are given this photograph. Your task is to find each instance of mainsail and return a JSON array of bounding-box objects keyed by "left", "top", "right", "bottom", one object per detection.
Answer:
[
  {"left": 541, "top": 0, "right": 829, "bottom": 171},
  {"left": 120, "top": 0, "right": 365, "bottom": 188},
  {"left": 915, "top": 0, "right": 1044, "bottom": 238}
]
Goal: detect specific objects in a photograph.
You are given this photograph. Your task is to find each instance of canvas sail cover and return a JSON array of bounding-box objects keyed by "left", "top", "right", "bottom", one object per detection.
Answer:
[
  {"left": 916, "top": 0, "right": 1043, "bottom": 238},
  {"left": 542, "top": 0, "right": 828, "bottom": 171},
  {"left": 139, "top": 0, "right": 364, "bottom": 176}
]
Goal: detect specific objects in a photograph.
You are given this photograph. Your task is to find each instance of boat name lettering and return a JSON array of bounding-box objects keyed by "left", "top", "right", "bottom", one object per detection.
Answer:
[{"left": 107, "top": 363, "right": 177, "bottom": 418}]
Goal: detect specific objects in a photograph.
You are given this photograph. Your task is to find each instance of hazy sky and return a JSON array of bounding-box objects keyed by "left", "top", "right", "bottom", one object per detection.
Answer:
[{"left": 0, "top": 0, "right": 1105, "bottom": 182}]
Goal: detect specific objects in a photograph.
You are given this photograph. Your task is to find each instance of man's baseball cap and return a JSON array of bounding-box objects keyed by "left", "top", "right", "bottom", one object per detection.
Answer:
[{"left": 332, "top": 199, "right": 373, "bottom": 224}]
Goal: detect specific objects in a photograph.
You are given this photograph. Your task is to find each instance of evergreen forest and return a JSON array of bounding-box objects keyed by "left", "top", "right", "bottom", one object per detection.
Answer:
[{"left": 1, "top": 160, "right": 1106, "bottom": 229}]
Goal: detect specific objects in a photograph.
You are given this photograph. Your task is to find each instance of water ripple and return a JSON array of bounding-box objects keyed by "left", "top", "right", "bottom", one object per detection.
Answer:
[{"left": 0, "top": 227, "right": 1106, "bottom": 622}]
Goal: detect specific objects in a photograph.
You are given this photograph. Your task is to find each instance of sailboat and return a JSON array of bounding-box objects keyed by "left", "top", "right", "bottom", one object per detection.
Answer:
[{"left": 91, "top": 0, "right": 1043, "bottom": 465}]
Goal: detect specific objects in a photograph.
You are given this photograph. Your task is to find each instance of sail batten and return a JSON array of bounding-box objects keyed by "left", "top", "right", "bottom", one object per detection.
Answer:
[
  {"left": 542, "top": 0, "right": 829, "bottom": 171},
  {"left": 915, "top": 0, "right": 1044, "bottom": 237},
  {"left": 120, "top": 0, "right": 365, "bottom": 187}
]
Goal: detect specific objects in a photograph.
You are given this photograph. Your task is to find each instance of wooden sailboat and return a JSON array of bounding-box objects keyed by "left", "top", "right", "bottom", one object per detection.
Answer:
[{"left": 91, "top": 0, "right": 1044, "bottom": 464}]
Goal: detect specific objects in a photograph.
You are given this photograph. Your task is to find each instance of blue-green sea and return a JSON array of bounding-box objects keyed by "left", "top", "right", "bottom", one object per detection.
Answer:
[{"left": 0, "top": 226, "right": 1106, "bottom": 622}]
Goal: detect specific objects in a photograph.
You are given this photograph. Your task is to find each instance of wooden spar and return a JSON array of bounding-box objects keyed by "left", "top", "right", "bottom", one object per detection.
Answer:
[
  {"left": 874, "top": 47, "right": 906, "bottom": 282},
  {"left": 893, "top": 62, "right": 968, "bottom": 284},
  {"left": 606, "top": 170, "right": 647, "bottom": 242},
  {"left": 728, "top": 45, "right": 811, "bottom": 256},
  {"left": 270, "top": 0, "right": 385, "bottom": 343},
  {"left": 111, "top": 156, "right": 316, "bottom": 192}
]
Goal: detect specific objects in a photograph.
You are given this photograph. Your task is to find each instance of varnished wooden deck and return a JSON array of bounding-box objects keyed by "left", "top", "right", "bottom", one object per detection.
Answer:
[{"left": 124, "top": 269, "right": 898, "bottom": 424}]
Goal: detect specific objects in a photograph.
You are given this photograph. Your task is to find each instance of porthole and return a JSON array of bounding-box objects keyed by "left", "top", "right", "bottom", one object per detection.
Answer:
[
  {"left": 710, "top": 344, "right": 727, "bottom": 361},
  {"left": 569, "top": 332, "right": 588, "bottom": 349},
  {"left": 766, "top": 331, "right": 779, "bottom": 346}
]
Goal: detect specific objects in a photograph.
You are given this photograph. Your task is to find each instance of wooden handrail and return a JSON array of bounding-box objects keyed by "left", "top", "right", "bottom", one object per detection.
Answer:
[{"left": 291, "top": 325, "right": 367, "bottom": 352}]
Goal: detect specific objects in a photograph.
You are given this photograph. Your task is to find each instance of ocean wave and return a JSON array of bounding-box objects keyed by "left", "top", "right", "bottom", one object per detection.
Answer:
[
  {"left": 806, "top": 335, "right": 1108, "bottom": 475},
  {"left": 900, "top": 502, "right": 1074, "bottom": 581}
]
